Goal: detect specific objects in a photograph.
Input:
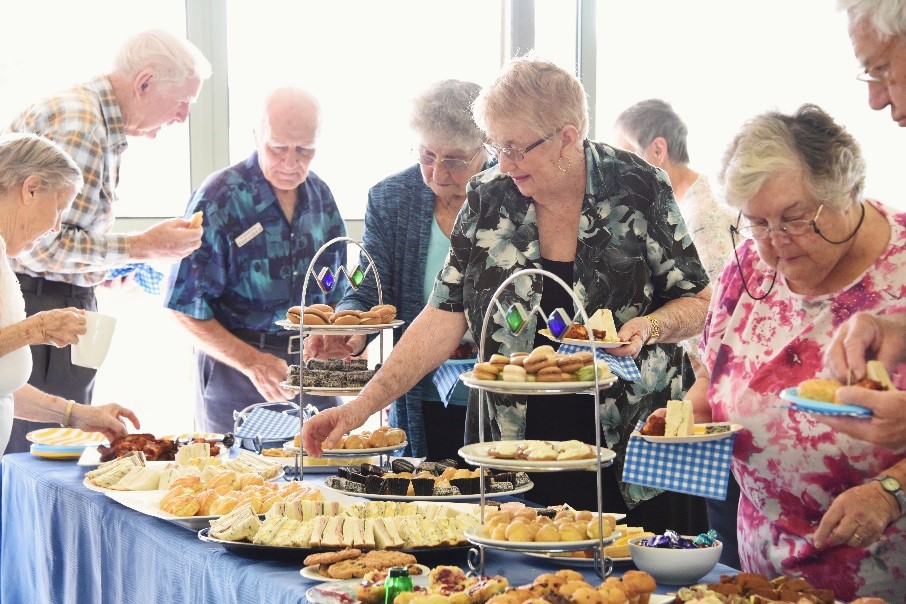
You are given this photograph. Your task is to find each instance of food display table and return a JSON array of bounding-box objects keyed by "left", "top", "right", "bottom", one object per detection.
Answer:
[{"left": 0, "top": 453, "right": 737, "bottom": 603}]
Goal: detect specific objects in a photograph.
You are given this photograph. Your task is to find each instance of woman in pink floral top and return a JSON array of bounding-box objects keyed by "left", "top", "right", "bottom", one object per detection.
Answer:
[{"left": 695, "top": 105, "right": 906, "bottom": 601}]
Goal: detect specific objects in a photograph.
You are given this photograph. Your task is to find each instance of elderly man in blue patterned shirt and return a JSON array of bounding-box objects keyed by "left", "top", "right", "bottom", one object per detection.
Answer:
[{"left": 166, "top": 88, "right": 346, "bottom": 433}]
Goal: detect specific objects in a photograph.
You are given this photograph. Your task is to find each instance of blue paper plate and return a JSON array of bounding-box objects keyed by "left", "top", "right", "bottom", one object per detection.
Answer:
[{"left": 779, "top": 387, "right": 871, "bottom": 418}]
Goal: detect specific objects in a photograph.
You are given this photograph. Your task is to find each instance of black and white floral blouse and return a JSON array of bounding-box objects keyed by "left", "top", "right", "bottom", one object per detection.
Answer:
[{"left": 428, "top": 140, "right": 709, "bottom": 507}]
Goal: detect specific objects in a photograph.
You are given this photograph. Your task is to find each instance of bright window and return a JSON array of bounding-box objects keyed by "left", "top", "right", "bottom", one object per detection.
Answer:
[
  {"left": 225, "top": 0, "right": 504, "bottom": 219},
  {"left": 0, "top": 0, "right": 191, "bottom": 218},
  {"left": 594, "top": 1, "right": 906, "bottom": 210}
]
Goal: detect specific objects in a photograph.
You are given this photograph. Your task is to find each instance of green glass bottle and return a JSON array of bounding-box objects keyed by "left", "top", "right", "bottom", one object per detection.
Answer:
[{"left": 384, "top": 566, "right": 413, "bottom": 604}]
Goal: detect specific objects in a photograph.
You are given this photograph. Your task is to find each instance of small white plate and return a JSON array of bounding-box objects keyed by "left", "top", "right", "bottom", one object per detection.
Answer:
[
  {"left": 463, "top": 528, "right": 618, "bottom": 552},
  {"left": 633, "top": 423, "right": 743, "bottom": 444},
  {"left": 779, "top": 387, "right": 871, "bottom": 418},
  {"left": 539, "top": 329, "right": 630, "bottom": 348},
  {"left": 300, "top": 563, "right": 430, "bottom": 582},
  {"left": 26, "top": 427, "right": 105, "bottom": 447},
  {"left": 306, "top": 575, "right": 430, "bottom": 604},
  {"left": 458, "top": 441, "right": 616, "bottom": 471},
  {"left": 283, "top": 441, "right": 407, "bottom": 457},
  {"left": 459, "top": 371, "right": 617, "bottom": 395},
  {"left": 321, "top": 480, "right": 533, "bottom": 502}
]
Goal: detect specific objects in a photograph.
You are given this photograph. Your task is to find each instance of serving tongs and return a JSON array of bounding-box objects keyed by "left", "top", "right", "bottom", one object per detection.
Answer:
[{"left": 172, "top": 432, "right": 235, "bottom": 448}]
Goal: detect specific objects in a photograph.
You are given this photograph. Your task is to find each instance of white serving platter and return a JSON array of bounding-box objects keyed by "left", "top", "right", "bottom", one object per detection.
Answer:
[
  {"left": 459, "top": 371, "right": 617, "bottom": 395},
  {"left": 458, "top": 441, "right": 616, "bottom": 472}
]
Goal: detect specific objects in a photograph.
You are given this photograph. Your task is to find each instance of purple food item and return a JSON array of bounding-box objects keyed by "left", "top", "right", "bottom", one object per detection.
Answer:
[{"left": 644, "top": 530, "right": 702, "bottom": 549}]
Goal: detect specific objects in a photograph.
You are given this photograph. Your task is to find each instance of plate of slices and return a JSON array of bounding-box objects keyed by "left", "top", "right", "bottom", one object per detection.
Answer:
[
  {"left": 633, "top": 423, "right": 743, "bottom": 444},
  {"left": 459, "top": 371, "right": 617, "bottom": 395},
  {"left": 300, "top": 563, "right": 430, "bottom": 582},
  {"left": 283, "top": 441, "right": 407, "bottom": 457},
  {"left": 463, "top": 528, "right": 614, "bottom": 552},
  {"left": 779, "top": 387, "right": 872, "bottom": 418},
  {"left": 458, "top": 441, "right": 615, "bottom": 472},
  {"left": 278, "top": 382, "right": 363, "bottom": 396},
  {"left": 321, "top": 480, "right": 534, "bottom": 502},
  {"left": 539, "top": 329, "right": 630, "bottom": 349}
]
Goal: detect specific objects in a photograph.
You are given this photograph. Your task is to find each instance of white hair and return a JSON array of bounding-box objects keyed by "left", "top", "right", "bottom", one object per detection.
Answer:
[
  {"left": 839, "top": 0, "right": 906, "bottom": 38},
  {"left": 112, "top": 29, "right": 212, "bottom": 83},
  {"left": 0, "top": 133, "right": 83, "bottom": 195}
]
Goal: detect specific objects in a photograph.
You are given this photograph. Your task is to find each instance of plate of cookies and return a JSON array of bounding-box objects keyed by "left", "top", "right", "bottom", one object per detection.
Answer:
[
  {"left": 458, "top": 440, "right": 615, "bottom": 472},
  {"left": 300, "top": 545, "right": 429, "bottom": 581},
  {"left": 283, "top": 427, "right": 408, "bottom": 457},
  {"left": 278, "top": 304, "right": 404, "bottom": 334}
]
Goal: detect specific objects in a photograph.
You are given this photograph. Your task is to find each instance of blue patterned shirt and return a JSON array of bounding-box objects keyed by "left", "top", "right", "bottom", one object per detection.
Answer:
[{"left": 165, "top": 152, "right": 347, "bottom": 333}]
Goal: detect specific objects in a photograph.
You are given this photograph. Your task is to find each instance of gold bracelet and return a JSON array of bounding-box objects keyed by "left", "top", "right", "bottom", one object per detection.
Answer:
[
  {"left": 60, "top": 400, "right": 75, "bottom": 428},
  {"left": 644, "top": 315, "right": 661, "bottom": 345}
]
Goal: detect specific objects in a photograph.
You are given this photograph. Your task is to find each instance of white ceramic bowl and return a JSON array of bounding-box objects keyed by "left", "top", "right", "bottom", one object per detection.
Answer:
[{"left": 628, "top": 536, "right": 722, "bottom": 585}]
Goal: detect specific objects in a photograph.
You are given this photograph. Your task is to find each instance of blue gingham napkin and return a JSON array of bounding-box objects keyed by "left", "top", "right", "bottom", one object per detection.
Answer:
[
  {"left": 107, "top": 263, "right": 164, "bottom": 295},
  {"left": 234, "top": 407, "right": 300, "bottom": 440},
  {"left": 556, "top": 343, "right": 642, "bottom": 381},
  {"left": 432, "top": 359, "right": 476, "bottom": 406},
  {"left": 622, "top": 420, "right": 736, "bottom": 500}
]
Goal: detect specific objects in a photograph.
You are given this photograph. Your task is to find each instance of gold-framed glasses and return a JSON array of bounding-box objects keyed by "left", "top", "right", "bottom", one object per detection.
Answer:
[
  {"left": 730, "top": 205, "right": 824, "bottom": 240},
  {"left": 415, "top": 147, "right": 482, "bottom": 172}
]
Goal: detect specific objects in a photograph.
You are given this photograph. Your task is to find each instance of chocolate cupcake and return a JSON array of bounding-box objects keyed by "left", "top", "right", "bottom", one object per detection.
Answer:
[
  {"left": 391, "top": 459, "right": 416, "bottom": 474},
  {"left": 364, "top": 475, "right": 386, "bottom": 494},
  {"left": 384, "top": 477, "right": 410, "bottom": 496},
  {"left": 450, "top": 477, "right": 479, "bottom": 495},
  {"left": 411, "top": 477, "right": 434, "bottom": 496},
  {"left": 360, "top": 463, "right": 385, "bottom": 476},
  {"left": 493, "top": 471, "right": 516, "bottom": 486}
]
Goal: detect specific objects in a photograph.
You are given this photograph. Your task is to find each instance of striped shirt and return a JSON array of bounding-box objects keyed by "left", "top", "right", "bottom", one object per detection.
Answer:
[{"left": 6, "top": 76, "right": 130, "bottom": 286}]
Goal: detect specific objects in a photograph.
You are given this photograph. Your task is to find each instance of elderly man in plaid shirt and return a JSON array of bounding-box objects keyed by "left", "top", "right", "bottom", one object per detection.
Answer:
[{"left": 3, "top": 30, "right": 211, "bottom": 453}]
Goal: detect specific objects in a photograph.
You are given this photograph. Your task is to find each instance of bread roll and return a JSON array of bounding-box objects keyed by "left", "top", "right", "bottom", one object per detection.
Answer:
[{"left": 798, "top": 378, "right": 841, "bottom": 403}]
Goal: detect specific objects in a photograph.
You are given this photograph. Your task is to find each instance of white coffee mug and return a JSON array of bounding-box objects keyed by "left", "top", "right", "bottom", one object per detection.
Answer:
[{"left": 70, "top": 311, "right": 117, "bottom": 369}]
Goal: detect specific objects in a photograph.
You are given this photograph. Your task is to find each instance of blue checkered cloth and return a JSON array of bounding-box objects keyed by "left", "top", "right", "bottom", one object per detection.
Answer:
[
  {"left": 432, "top": 359, "right": 476, "bottom": 406},
  {"left": 234, "top": 407, "right": 300, "bottom": 440},
  {"left": 107, "top": 263, "right": 164, "bottom": 295},
  {"left": 555, "top": 343, "right": 642, "bottom": 381},
  {"left": 623, "top": 420, "right": 736, "bottom": 500}
]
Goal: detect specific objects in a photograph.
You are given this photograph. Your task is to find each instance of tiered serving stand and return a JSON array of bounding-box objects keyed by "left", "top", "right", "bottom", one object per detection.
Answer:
[
  {"left": 459, "top": 268, "right": 619, "bottom": 578},
  {"left": 276, "top": 236, "right": 405, "bottom": 478}
]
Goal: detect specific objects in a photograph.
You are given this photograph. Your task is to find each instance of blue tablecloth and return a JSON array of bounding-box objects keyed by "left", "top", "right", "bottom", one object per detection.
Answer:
[{"left": 0, "top": 453, "right": 737, "bottom": 603}]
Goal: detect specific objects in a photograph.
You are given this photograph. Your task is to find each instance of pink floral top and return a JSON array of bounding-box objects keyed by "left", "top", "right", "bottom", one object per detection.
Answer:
[{"left": 701, "top": 200, "right": 906, "bottom": 601}]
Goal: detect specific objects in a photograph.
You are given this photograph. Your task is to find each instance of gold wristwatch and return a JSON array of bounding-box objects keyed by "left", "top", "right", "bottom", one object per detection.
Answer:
[
  {"left": 644, "top": 315, "right": 660, "bottom": 345},
  {"left": 875, "top": 475, "right": 906, "bottom": 515}
]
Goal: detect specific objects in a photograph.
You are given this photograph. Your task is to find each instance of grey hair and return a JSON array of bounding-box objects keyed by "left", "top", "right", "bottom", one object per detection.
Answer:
[
  {"left": 839, "top": 0, "right": 906, "bottom": 39},
  {"left": 614, "top": 99, "right": 690, "bottom": 164},
  {"left": 0, "top": 133, "right": 83, "bottom": 195},
  {"left": 112, "top": 29, "right": 212, "bottom": 83},
  {"left": 473, "top": 57, "right": 589, "bottom": 140},
  {"left": 410, "top": 80, "right": 485, "bottom": 151},
  {"left": 718, "top": 104, "right": 865, "bottom": 211}
]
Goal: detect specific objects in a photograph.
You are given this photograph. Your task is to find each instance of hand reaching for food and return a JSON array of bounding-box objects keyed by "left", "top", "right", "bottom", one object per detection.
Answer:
[{"left": 304, "top": 333, "right": 364, "bottom": 361}]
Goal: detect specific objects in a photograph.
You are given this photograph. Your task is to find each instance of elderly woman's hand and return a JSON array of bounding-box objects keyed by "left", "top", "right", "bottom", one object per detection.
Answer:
[
  {"left": 816, "top": 387, "right": 906, "bottom": 451},
  {"left": 609, "top": 316, "right": 651, "bottom": 358},
  {"left": 70, "top": 402, "right": 140, "bottom": 442},
  {"left": 301, "top": 399, "right": 372, "bottom": 456},
  {"left": 304, "top": 334, "right": 364, "bottom": 362},
  {"left": 814, "top": 481, "right": 901, "bottom": 549},
  {"left": 825, "top": 312, "right": 906, "bottom": 382},
  {"left": 30, "top": 307, "right": 87, "bottom": 347}
]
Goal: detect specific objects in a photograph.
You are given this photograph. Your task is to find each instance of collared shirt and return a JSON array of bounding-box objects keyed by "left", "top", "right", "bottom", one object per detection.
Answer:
[
  {"left": 7, "top": 76, "right": 130, "bottom": 286},
  {"left": 165, "top": 152, "right": 347, "bottom": 333}
]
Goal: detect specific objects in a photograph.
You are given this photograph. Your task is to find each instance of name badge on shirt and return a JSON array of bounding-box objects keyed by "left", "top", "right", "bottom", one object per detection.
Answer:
[{"left": 235, "top": 223, "right": 264, "bottom": 248}]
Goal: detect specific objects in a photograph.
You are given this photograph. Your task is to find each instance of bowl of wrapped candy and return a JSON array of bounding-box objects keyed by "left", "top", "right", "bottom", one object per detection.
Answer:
[{"left": 628, "top": 530, "right": 722, "bottom": 585}]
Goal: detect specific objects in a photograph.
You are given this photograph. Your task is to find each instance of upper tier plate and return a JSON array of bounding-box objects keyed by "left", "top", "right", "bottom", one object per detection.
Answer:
[
  {"left": 276, "top": 319, "right": 404, "bottom": 335},
  {"left": 460, "top": 371, "right": 617, "bottom": 395},
  {"left": 282, "top": 440, "right": 407, "bottom": 457},
  {"left": 458, "top": 441, "right": 616, "bottom": 472}
]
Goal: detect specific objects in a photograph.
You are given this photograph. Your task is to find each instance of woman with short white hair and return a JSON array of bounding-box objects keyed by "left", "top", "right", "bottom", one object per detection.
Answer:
[{"left": 0, "top": 134, "right": 139, "bottom": 455}]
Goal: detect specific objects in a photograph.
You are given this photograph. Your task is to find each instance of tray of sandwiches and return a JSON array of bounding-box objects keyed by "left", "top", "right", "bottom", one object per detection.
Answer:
[
  {"left": 458, "top": 439, "right": 615, "bottom": 472},
  {"left": 321, "top": 459, "right": 533, "bottom": 501},
  {"left": 636, "top": 400, "right": 742, "bottom": 444},
  {"left": 198, "top": 499, "right": 481, "bottom": 562},
  {"left": 82, "top": 447, "right": 284, "bottom": 492},
  {"left": 277, "top": 304, "right": 404, "bottom": 335}
]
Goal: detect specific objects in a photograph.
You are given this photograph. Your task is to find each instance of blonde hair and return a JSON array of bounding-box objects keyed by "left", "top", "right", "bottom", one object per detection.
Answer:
[
  {"left": 0, "top": 133, "right": 83, "bottom": 195},
  {"left": 410, "top": 80, "right": 484, "bottom": 151},
  {"left": 718, "top": 104, "right": 865, "bottom": 211},
  {"left": 473, "top": 57, "right": 589, "bottom": 139},
  {"left": 113, "top": 29, "right": 212, "bottom": 83}
]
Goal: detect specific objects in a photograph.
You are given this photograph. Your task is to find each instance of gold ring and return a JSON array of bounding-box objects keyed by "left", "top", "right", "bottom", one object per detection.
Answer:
[{"left": 852, "top": 532, "right": 860, "bottom": 543}]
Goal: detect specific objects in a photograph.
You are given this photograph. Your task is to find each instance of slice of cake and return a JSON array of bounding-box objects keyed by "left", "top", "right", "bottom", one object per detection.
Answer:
[
  {"left": 587, "top": 309, "right": 619, "bottom": 342},
  {"left": 664, "top": 400, "right": 694, "bottom": 437}
]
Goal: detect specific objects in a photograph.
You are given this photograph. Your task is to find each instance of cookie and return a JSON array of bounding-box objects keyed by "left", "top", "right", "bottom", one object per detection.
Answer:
[{"left": 304, "top": 547, "right": 362, "bottom": 566}]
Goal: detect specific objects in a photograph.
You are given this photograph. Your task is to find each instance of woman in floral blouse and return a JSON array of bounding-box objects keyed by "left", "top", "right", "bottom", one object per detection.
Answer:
[
  {"left": 303, "top": 58, "right": 712, "bottom": 531},
  {"left": 692, "top": 104, "right": 905, "bottom": 599}
]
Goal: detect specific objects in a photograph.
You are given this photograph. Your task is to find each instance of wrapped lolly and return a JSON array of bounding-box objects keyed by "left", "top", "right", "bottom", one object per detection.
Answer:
[
  {"left": 645, "top": 530, "right": 699, "bottom": 549},
  {"left": 694, "top": 529, "right": 718, "bottom": 547}
]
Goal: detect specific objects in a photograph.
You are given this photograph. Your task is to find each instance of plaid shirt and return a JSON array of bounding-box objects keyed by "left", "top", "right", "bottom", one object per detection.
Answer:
[{"left": 6, "top": 76, "right": 130, "bottom": 286}]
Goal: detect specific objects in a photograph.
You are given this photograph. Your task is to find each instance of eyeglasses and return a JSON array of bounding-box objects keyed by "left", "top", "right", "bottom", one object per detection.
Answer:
[
  {"left": 266, "top": 141, "right": 316, "bottom": 157},
  {"left": 415, "top": 147, "right": 482, "bottom": 172},
  {"left": 730, "top": 205, "right": 824, "bottom": 240},
  {"left": 856, "top": 37, "right": 898, "bottom": 85},
  {"left": 483, "top": 131, "right": 557, "bottom": 162}
]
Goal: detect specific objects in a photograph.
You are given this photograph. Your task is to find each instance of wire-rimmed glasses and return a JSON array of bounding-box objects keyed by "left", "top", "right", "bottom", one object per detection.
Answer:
[
  {"left": 415, "top": 147, "right": 483, "bottom": 172},
  {"left": 483, "top": 129, "right": 559, "bottom": 162}
]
